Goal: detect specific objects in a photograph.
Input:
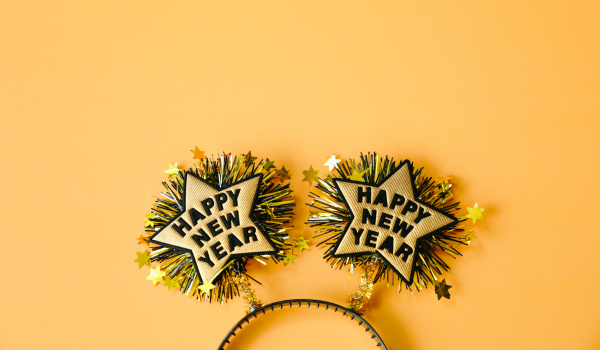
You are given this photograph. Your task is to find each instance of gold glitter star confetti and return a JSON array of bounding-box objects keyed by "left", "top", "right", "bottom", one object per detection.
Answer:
[
  {"left": 324, "top": 154, "right": 341, "bottom": 171},
  {"left": 276, "top": 165, "right": 291, "bottom": 182},
  {"left": 434, "top": 279, "right": 452, "bottom": 300},
  {"left": 348, "top": 168, "right": 367, "bottom": 182},
  {"left": 464, "top": 229, "right": 478, "bottom": 245},
  {"left": 142, "top": 212, "right": 155, "bottom": 228},
  {"left": 265, "top": 204, "right": 276, "bottom": 219},
  {"left": 283, "top": 254, "right": 298, "bottom": 266},
  {"left": 137, "top": 235, "right": 149, "bottom": 245},
  {"left": 164, "top": 163, "right": 180, "bottom": 179},
  {"left": 134, "top": 251, "right": 151, "bottom": 268},
  {"left": 198, "top": 281, "right": 215, "bottom": 295},
  {"left": 293, "top": 235, "right": 311, "bottom": 253},
  {"left": 147, "top": 265, "right": 166, "bottom": 286},
  {"left": 164, "top": 276, "right": 180, "bottom": 291},
  {"left": 263, "top": 158, "right": 276, "bottom": 171},
  {"left": 301, "top": 165, "right": 320, "bottom": 186},
  {"left": 465, "top": 203, "right": 485, "bottom": 224},
  {"left": 192, "top": 146, "right": 206, "bottom": 160},
  {"left": 243, "top": 151, "right": 257, "bottom": 166}
]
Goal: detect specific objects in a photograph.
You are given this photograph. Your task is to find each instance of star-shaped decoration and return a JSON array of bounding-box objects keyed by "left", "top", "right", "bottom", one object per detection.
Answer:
[
  {"left": 331, "top": 160, "right": 458, "bottom": 285},
  {"left": 293, "top": 235, "right": 310, "bottom": 253},
  {"left": 434, "top": 279, "right": 452, "bottom": 300},
  {"left": 143, "top": 212, "right": 155, "bottom": 228},
  {"left": 137, "top": 235, "right": 149, "bottom": 245},
  {"left": 464, "top": 229, "right": 478, "bottom": 244},
  {"left": 164, "top": 276, "right": 180, "bottom": 291},
  {"left": 134, "top": 251, "right": 151, "bottom": 268},
  {"left": 192, "top": 146, "right": 206, "bottom": 160},
  {"left": 301, "top": 165, "right": 320, "bottom": 186},
  {"left": 263, "top": 158, "right": 276, "bottom": 172},
  {"left": 147, "top": 265, "right": 166, "bottom": 286},
  {"left": 164, "top": 163, "right": 180, "bottom": 179},
  {"left": 324, "top": 155, "right": 341, "bottom": 171},
  {"left": 465, "top": 203, "right": 485, "bottom": 224},
  {"left": 265, "top": 205, "right": 276, "bottom": 220},
  {"left": 242, "top": 151, "right": 257, "bottom": 166},
  {"left": 149, "top": 172, "right": 277, "bottom": 284},
  {"left": 348, "top": 168, "right": 368, "bottom": 182},
  {"left": 276, "top": 165, "right": 291, "bottom": 182},
  {"left": 198, "top": 281, "right": 215, "bottom": 295},
  {"left": 283, "top": 254, "right": 298, "bottom": 266}
]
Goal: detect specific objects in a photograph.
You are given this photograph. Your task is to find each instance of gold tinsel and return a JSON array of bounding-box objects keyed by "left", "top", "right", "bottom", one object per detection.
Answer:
[
  {"left": 347, "top": 259, "right": 377, "bottom": 315},
  {"left": 232, "top": 274, "right": 264, "bottom": 313}
]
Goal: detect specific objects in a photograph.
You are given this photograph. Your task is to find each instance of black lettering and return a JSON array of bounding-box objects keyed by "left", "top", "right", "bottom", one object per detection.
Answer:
[
  {"left": 172, "top": 218, "right": 191, "bottom": 237},
  {"left": 378, "top": 213, "right": 393, "bottom": 230},
  {"left": 378, "top": 236, "right": 394, "bottom": 254},
  {"left": 197, "top": 251, "right": 215, "bottom": 267},
  {"left": 227, "top": 233, "right": 244, "bottom": 252},
  {"left": 357, "top": 187, "right": 372, "bottom": 203},
  {"left": 189, "top": 208, "right": 206, "bottom": 226},
  {"left": 372, "top": 189, "right": 388, "bottom": 207},
  {"left": 394, "top": 243, "right": 414, "bottom": 262},
  {"left": 191, "top": 228, "right": 211, "bottom": 247},
  {"left": 227, "top": 189, "right": 241, "bottom": 206},
  {"left": 215, "top": 193, "right": 228, "bottom": 211},
  {"left": 220, "top": 210, "right": 240, "bottom": 229},
  {"left": 365, "top": 230, "right": 379, "bottom": 248},
  {"left": 390, "top": 194, "right": 405, "bottom": 210},
  {"left": 414, "top": 206, "right": 432, "bottom": 224},
  {"left": 207, "top": 219, "right": 223, "bottom": 237},
  {"left": 201, "top": 197, "right": 215, "bottom": 216},
  {"left": 351, "top": 228, "right": 364, "bottom": 244},
  {"left": 401, "top": 200, "right": 418, "bottom": 215},
  {"left": 210, "top": 242, "right": 227, "bottom": 260},
  {"left": 362, "top": 208, "right": 377, "bottom": 225},
  {"left": 392, "top": 218, "right": 415, "bottom": 237},
  {"left": 243, "top": 226, "right": 258, "bottom": 243}
]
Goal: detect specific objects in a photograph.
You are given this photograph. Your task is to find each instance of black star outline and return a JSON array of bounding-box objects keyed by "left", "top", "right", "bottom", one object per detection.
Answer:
[
  {"left": 149, "top": 171, "right": 277, "bottom": 285},
  {"left": 331, "top": 160, "right": 459, "bottom": 286}
]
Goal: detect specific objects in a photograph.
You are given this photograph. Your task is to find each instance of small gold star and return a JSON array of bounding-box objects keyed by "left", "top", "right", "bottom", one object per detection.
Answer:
[
  {"left": 265, "top": 205, "right": 276, "bottom": 219},
  {"left": 137, "top": 235, "right": 149, "bottom": 245},
  {"left": 464, "top": 229, "right": 478, "bottom": 244},
  {"left": 283, "top": 254, "right": 298, "bottom": 266},
  {"left": 434, "top": 279, "right": 452, "bottom": 300},
  {"left": 293, "top": 235, "right": 310, "bottom": 253},
  {"left": 301, "top": 166, "right": 320, "bottom": 186},
  {"left": 164, "top": 163, "right": 180, "bottom": 179},
  {"left": 192, "top": 146, "right": 206, "bottom": 160},
  {"left": 465, "top": 203, "right": 485, "bottom": 224},
  {"left": 263, "top": 158, "right": 276, "bottom": 171},
  {"left": 164, "top": 276, "right": 180, "bottom": 291},
  {"left": 348, "top": 168, "right": 367, "bottom": 182},
  {"left": 324, "top": 155, "right": 341, "bottom": 171},
  {"left": 243, "top": 151, "right": 257, "bottom": 166},
  {"left": 276, "top": 166, "right": 291, "bottom": 182},
  {"left": 142, "top": 212, "right": 155, "bottom": 227},
  {"left": 198, "top": 281, "right": 215, "bottom": 295},
  {"left": 147, "top": 265, "right": 166, "bottom": 286},
  {"left": 134, "top": 251, "right": 151, "bottom": 268}
]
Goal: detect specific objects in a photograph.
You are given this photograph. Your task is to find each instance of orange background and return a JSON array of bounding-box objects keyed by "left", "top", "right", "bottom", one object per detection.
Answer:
[{"left": 1, "top": 1, "right": 600, "bottom": 349}]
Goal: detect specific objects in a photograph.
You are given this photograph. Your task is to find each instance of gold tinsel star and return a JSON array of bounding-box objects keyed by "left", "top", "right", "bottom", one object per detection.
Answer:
[
  {"left": 265, "top": 205, "right": 276, "bottom": 219},
  {"left": 192, "top": 146, "right": 206, "bottom": 160},
  {"left": 137, "top": 235, "right": 149, "bottom": 245},
  {"left": 164, "top": 163, "right": 180, "bottom": 179},
  {"left": 293, "top": 235, "right": 310, "bottom": 253},
  {"left": 147, "top": 265, "right": 166, "bottom": 286},
  {"left": 263, "top": 158, "right": 276, "bottom": 171},
  {"left": 134, "top": 251, "right": 151, "bottom": 269},
  {"left": 324, "top": 154, "right": 341, "bottom": 171},
  {"left": 348, "top": 168, "right": 367, "bottom": 182},
  {"left": 465, "top": 203, "right": 485, "bottom": 224},
  {"left": 434, "top": 279, "right": 452, "bottom": 300},
  {"left": 301, "top": 165, "right": 320, "bottom": 186},
  {"left": 283, "top": 254, "right": 298, "bottom": 266},
  {"left": 142, "top": 212, "right": 155, "bottom": 227},
  {"left": 164, "top": 276, "right": 180, "bottom": 291},
  {"left": 276, "top": 166, "right": 291, "bottom": 182},
  {"left": 243, "top": 151, "right": 257, "bottom": 166},
  {"left": 464, "top": 229, "right": 478, "bottom": 245},
  {"left": 198, "top": 281, "right": 215, "bottom": 295}
]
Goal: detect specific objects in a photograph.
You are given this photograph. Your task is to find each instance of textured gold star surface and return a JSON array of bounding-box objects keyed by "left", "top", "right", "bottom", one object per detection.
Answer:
[
  {"left": 276, "top": 165, "right": 291, "bottom": 182},
  {"left": 192, "top": 147, "right": 206, "bottom": 160},
  {"left": 164, "top": 276, "right": 180, "bottom": 291},
  {"left": 150, "top": 172, "right": 277, "bottom": 284},
  {"left": 434, "top": 279, "right": 452, "bottom": 300},
  {"left": 262, "top": 158, "right": 275, "bottom": 171},
  {"left": 324, "top": 154, "right": 341, "bottom": 171},
  {"left": 164, "top": 163, "right": 180, "bottom": 179},
  {"left": 198, "top": 281, "right": 215, "bottom": 295},
  {"left": 134, "top": 251, "right": 151, "bottom": 268},
  {"left": 301, "top": 165, "right": 320, "bottom": 186},
  {"left": 147, "top": 265, "right": 166, "bottom": 286},
  {"left": 465, "top": 203, "right": 485, "bottom": 223},
  {"left": 332, "top": 161, "right": 458, "bottom": 284}
]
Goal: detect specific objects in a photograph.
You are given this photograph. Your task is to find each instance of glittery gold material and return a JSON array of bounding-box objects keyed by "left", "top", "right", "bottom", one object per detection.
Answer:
[
  {"left": 147, "top": 265, "right": 166, "bottom": 286},
  {"left": 465, "top": 203, "right": 485, "bottom": 223},
  {"left": 232, "top": 274, "right": 263, "bottom": 313},
  {"left": 192, "top": 146, "right": 206, "bottom": 160},
  {"left": 301, "top": 165, "right": 320, "bottom": 186},
  {"left": 276, "top": 165, "right": 291, "bottom": 182},
  {"left": 434, "top": 278, "right": 452, "bottom": 300},
  {"left": 347, "top": 260, "right": 376, "bottom": 315},
  {"left": 164, "top": 163, "right": 180, "bottom": 179},
  {"left": 134, "top": 251, "right": 151, "bottom": 268}
]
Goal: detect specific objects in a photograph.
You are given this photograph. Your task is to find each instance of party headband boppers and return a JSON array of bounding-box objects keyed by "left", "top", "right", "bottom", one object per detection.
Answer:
[{"left": 135, "top": 148, "right": 484, "bottom": 349}]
